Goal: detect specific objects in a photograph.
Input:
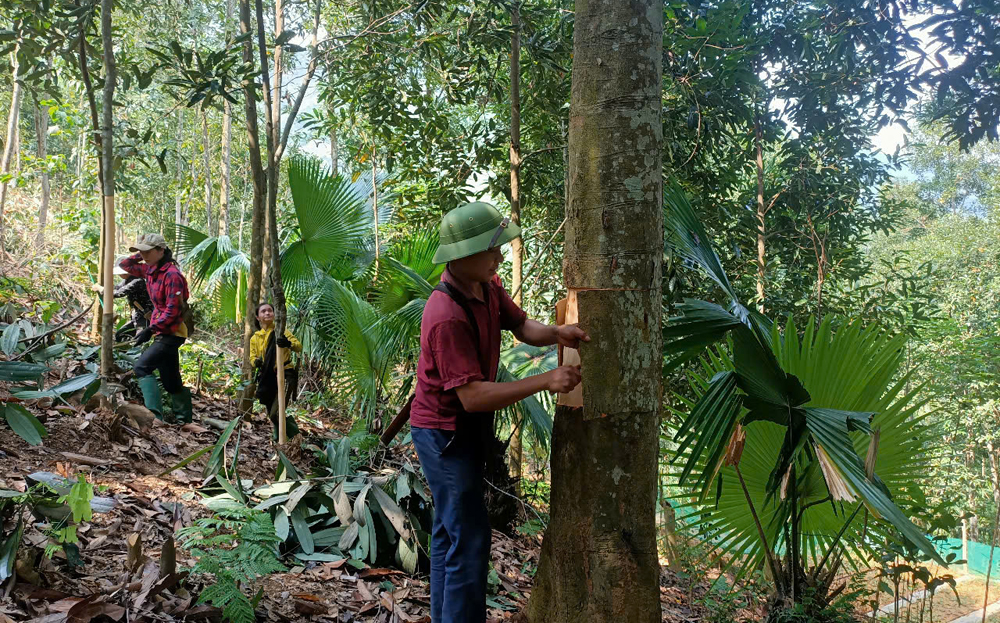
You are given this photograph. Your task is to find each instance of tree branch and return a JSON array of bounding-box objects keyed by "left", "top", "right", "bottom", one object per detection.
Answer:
[
  {"left": 276, "top": 0, "right": 321, "bottom": 164},
  {"left": 521, "top": 144, "right": 566, "bottom": 165}
]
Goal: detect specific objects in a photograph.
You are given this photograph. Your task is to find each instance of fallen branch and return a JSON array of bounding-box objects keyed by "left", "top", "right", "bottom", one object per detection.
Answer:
[
  {"left": 11, "top": 305, "right": 91, "bottom": 362},
  {"left": 59, "top": 452, "right": 111, "bottom": 466},
  {"left": 202, "top": 417, "right": 230, "bottom": 431},
  {"left": 18, "top": 305, "right": 91, "bottom": 344}
]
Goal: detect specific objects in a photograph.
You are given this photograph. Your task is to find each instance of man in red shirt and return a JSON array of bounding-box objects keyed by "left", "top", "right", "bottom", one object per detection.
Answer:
[{"left": 411, "top": 202, "right": 587, "bottom": 623}]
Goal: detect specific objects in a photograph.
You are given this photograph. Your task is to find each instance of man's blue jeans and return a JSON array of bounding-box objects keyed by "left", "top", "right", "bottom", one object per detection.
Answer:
[{"left": 411, "top": 426, "right": 491, "bottom": 623}]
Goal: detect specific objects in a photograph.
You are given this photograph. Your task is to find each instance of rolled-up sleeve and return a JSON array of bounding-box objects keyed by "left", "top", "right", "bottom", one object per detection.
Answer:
[
  {"left": 428, "top": 319, "right": 484, "bottom": 391},
  {"left": 119, "top": 253, "right": 146, "bottom": 278}
]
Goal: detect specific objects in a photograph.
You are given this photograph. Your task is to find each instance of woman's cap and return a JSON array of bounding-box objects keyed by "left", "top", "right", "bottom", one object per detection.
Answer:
[{"left": 129, "top": 233, "right": 167, "bottom": 252}]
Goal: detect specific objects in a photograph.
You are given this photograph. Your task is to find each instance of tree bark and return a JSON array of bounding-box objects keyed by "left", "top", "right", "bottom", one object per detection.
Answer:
[
  {"left": 0, "top": 40, "right": 23, "bottom": 255},
  {"left": 255, "top": 0, "right": 289, "bottom": 443},
  {"left": 509, "top": 1, "right": 523, "bottom": 308},
  {"left": 372, "top": 148, "right": 379, "bottom": 267},
  {"left": 755, "top": 116, "right": 766, "bottom": 313},
  {"left": 201, "top": 108, "right": 215, "bottom": 236},
  {"left": 508, "top": 0, "right": 525, "bottom": 496},
  {"left": 100, "top": 0, "right": 117, "bottom": 377},
  {"left": 271, "top": 0, "right": 283, "bottom": 147},
  {"left": 525, "top": 0, "right": 662, "bottom": 621},
  {"left": 238, "top": 0, "right": 267, "bottom": 382},
  {"left": 330, "top": 121, "right": 338, "bottom": 176},
  {"left": 174, "top": 110, "right": 184, "bottom": 246},
  {"left": 34, "top": 98, "right": 50, "bottom": 250},
  {"left": 220, "top": 0, "right": 234, "bottom": 238},
  {"left": 76, "top": 9, "right": 106, "bottom": 338}
]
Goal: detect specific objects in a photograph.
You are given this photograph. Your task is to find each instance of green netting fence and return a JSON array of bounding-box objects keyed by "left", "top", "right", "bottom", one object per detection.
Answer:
[{"left": 936, "top": 538, "right": 1000, "bottom": 576}]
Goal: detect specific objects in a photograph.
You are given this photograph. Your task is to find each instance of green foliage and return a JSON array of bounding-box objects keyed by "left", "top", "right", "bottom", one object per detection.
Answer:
[
  {"left": 0, "top": 475, "right": 102, "bottom": 566},
  {"left": 663, "top": 186, "right": 944, "bottom": 610},
  {"left": 178, "top": 507, "right": 286, "bottom": 623},
  {"left": 201, "top": 435, "right": 437, "bottom": 574},
  {"left": 2, "top": 403, "right": 47, "bottom": 446},
  {"left": 63, "top": 474, "right": 94, "bottom": 524}
]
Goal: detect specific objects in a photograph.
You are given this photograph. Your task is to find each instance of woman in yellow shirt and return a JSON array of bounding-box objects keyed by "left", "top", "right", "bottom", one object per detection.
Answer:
[{"left": 250, "top": 303, "right": 303, "bottom": 440}]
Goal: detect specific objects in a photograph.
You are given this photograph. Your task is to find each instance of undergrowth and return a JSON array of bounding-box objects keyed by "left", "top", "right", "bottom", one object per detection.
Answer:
[{"left": 177, "top": 507, "right": 286, "bottom": 623}]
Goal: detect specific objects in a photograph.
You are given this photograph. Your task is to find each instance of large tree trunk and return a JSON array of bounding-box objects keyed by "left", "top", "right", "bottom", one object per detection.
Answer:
[
  {"left": 525, "top": 1, "right": 662, "bottom": 621},
  {"left": 238, "top": 0, "right": 267, "bottom": 382},
  {"left": 508, "top": 0, "right": 525, "bottom": 496},
  {"left": 0, "top": 41, "right": 23, "bottom": 256},
  {"left": 34, "top": 98, "right": 50, "bottom": 250},
  {"left": 201, "top": 108, "right": 215, "bottom": 236},
  {"left": 99, "top": 0, "right": 117, "bottom": 377}
]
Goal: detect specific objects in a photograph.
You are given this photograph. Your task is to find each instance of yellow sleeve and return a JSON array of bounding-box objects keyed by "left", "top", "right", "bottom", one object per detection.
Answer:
[
  {"left": 249, "top": 331, "right": 265, "bottom": 361},
  {"left": 285, "top": 330, "right": 302, "bottom": 353}
]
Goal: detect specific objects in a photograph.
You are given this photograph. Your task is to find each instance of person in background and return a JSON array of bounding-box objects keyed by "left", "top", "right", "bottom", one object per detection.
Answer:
[
  {"left": 411, "top": 201, "right": 587, "bottom": 623},
  {"left": 112, "top": 257, "right": 153, "bottom": 341},
  {"left": 249, "top": 302, "right": 302, "bottom": 440},
  {"left": 120, "top": 233, "right": 193, "bottom": 424}
]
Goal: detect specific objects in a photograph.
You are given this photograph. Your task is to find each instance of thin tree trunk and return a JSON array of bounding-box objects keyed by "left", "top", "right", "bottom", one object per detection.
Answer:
[
  {"left": 330, "top": 120, "right": 338, "bottom": 176},
  {"left": 372, "top": 148, "right": 379, "bottom": 268},
  {"left": 174, "top": 110, "right": 184, "bottom": 246},
  {"left": 256, "top": 0, "right": 288, "bottom": 443},
  {"left": 201, "top": 108, "right": 215, "bottom": 236},
  {"left": 271, "top": 0, "right": 283, "bottom": 146},
  {"left": 509, "top": 1, "right": 523, "bottom": 308},
  {"left": 99, "top": 0, "right": 117, "bottom": 377},
  {"left": 508, "top": 0, "right": 525, "bottom": 496},
  {"left": 526, "top": 1, "right": 663, "bottom": 621},
  {"left": 221, "top": 102, "right": 231, "bottom": 237},
  {"left": 34, "top": 98, "right": 50, "bottom": 250},
  {"left": 238, "top": 0, "right": 267, "bottom": 383},
  {"left": 76, "top": 7, "right": 106, "bottom": 338},
  {"left": 0, "top": 40, "right": 23, "bottom": 255},
  {"left": 220, "top": 0, "right": 234, "bottom": 238},
  {"left": 12, "top": 119, "right": 19, "bottom": 175},
  {"left": 76, "top": 105, "right": 85, "bottom": 214},
  {"left": 754, "top": 116, "right": 766, "bottom": 313}
]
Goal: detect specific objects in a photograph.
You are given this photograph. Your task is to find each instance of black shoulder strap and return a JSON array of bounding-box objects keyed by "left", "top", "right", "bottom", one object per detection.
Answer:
[{"left": 433, "top": 281, "right": 488, "bottom": 377}]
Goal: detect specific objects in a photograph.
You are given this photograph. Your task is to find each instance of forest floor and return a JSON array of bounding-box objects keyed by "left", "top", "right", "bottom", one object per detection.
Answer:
[{"left": 0, "top": 360, "right": 735, "bottom": 623}]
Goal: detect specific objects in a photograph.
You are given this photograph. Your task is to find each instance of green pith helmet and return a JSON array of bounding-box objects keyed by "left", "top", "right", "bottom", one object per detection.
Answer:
[{"left": 433, "top": 201, "right": 521, "bottom": 264}]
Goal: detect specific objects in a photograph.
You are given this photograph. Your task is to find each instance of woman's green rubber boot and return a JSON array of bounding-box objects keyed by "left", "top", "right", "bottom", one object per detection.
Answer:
[
  {"left": 169, "top": 388, "right": 193, "bottom": 424},
  {"left": 137, "top": 376, "right": 164, "bottom": 420}
]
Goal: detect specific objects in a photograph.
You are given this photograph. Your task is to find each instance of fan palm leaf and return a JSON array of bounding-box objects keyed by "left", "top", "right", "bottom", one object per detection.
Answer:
[
  {"left": 668, "top": 320, "right": 939, "bottom": 580},
  {"left": 282, "top": 157, "right": 373, "bottom": 300},
  {"left": 663, "top": 184, "right": 945, "bottom": 571}
]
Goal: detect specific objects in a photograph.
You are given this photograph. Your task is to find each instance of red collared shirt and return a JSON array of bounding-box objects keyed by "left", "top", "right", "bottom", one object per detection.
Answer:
[
  {"left": 411, "top": 270, "right": 527, "bottom": 430},
  {"left": 120, "top": 254, "right": 189, "bottom": 335}
]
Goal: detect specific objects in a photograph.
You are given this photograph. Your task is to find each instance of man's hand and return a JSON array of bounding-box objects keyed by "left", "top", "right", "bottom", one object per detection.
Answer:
[
  {"left": 276, "top": 336, "right": 292, "bottom": 349},
  {"left": 90, "top": 283, "right": 104, "bottom": 293},
  {"left": 134, "top": 327, "right": 154, "bottom": 346},
  {"left": 545, "top": 365, "right": 582, "bottom": 393},
  {"left": 555, "top": 324, "right": 590, "bottom": 349}
]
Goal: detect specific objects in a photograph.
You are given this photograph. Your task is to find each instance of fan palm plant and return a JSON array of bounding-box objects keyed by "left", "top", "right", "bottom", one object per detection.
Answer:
[
  {"left": 176, "top": 157, "right": 554, "bottom": 448},
  {"left": 663, "top": 185, "right": 944, "bottom": 612}
]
